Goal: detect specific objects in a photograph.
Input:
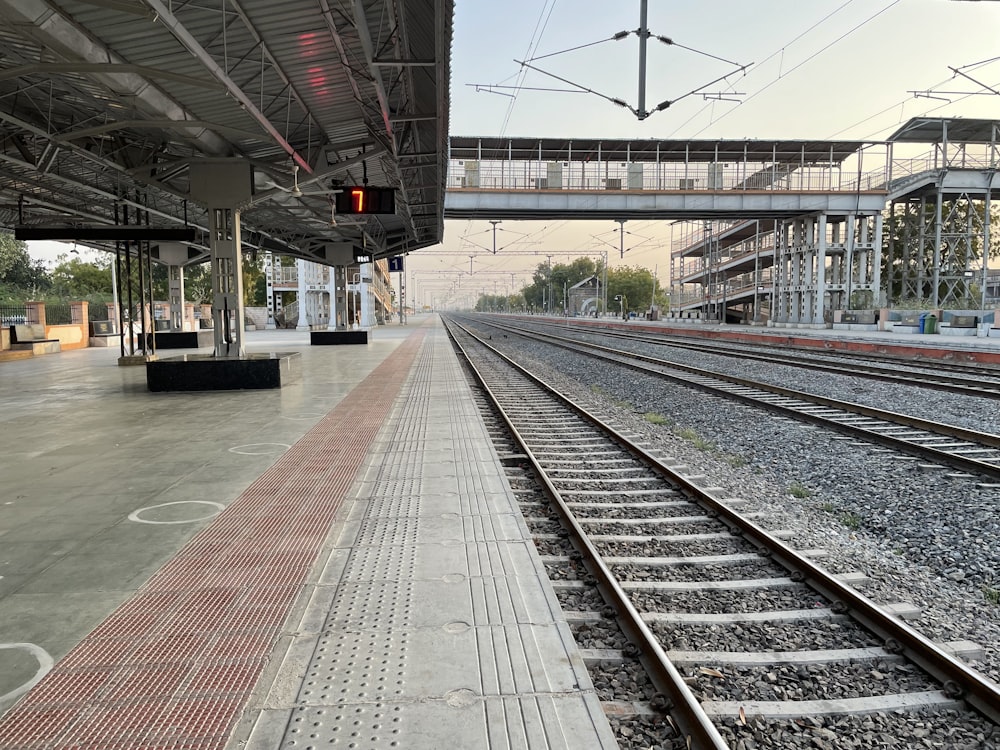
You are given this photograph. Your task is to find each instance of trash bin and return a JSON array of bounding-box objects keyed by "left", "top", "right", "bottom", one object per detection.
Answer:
[
  {"left": 924, "top": 314, "right": 937, "bottom": 334},
  {"left": 918, "top": 312, "right": 928, "bottom": 333}
]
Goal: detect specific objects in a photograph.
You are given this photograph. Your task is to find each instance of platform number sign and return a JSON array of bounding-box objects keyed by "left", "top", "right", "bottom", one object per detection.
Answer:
[
  {"left": 335, "top": 186, "right": 396, "bottom": 215},
  {"left": 388, "top": 256, "right": 404, "bottom": 272}
]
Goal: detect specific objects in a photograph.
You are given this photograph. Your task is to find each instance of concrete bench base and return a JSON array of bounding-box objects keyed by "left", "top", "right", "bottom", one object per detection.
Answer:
[
  {"left": 89, "top": 334, "right": 121, "bottom": 348},
  {"left": 146, "top": 352, "right": 301, "bottom": 392},
  {"left": 310, "top": 329, "right": 370, "bottom": 345},
  {"left": 12, "top": 340, "right": 61, "bottom": 355},
  {"left": 832, "top": 323, "right": 878, "bottom": 332},
  {"left": 939, "top": 327, "right": 977, "bottom": 336}
]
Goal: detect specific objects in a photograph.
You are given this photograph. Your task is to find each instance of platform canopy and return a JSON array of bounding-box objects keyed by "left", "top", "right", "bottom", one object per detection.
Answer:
[
  {"left": 887, "top": 118, "right": 1000, "bottom": 145},
  {"left": 0, "top": 0, "right": 453, "bottom": 262}
]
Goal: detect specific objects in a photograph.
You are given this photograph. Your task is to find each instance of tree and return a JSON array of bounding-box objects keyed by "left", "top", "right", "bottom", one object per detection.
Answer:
[
  {"left": 182, "top": 262, "right": 213, "bottom": 304},
  {"left": 50, "top": 254, "right": 113, "bottom": 296},
  {"left": 522, "top": 257, "right": 598, "bottom": 311},
  {"left": 0, "top": 232, "right": 50, "bottom": 297},
  {"left": 243, "top": 251, "right": 266, "bottom": 305},
  {"left": 606, "top": 265, "right": 661, "bottom": 313}
]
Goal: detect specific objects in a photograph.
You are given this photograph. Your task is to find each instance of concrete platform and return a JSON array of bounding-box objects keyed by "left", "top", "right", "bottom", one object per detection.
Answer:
[{"left": 0, "top": 317, "right": 615, "bottom": 750}]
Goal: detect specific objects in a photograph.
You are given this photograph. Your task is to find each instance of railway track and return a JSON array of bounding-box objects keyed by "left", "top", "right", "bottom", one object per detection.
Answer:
[
  {"left": 443, "top": 315, "right": 1000, "bottom": 750},
  {"left": 455, "top": 314, "right": 1000, "bottom": 483},
  {"left": 516, "top": 317, "right": 1000, "bottom": 397}
]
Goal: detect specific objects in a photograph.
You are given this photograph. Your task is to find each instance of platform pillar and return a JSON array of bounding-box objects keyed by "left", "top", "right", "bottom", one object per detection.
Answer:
[
  {"left": 359, "top": 262, "right": 372, "bottom": 328},
  {"left": 189, "top": 161, "right": 252, "bottom": 358},
  {"left": 296, "top": 258, "right": 310, "bottom": 331},
  {"left": 327, "top": 265, "right": 338, "bottom": 330},
  {"left": 265, "top": 252, "right": 277, "bottom": 329}
]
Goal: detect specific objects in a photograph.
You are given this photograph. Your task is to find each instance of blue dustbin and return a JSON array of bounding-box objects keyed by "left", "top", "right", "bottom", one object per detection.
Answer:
[{"left": 919, "top": 312, "right": 928, "bottom": 333}]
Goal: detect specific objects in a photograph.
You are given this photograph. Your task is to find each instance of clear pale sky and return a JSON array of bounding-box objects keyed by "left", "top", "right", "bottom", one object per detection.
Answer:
[{"left": 27, "top": 1, "right": 1000, "bottom": 308}]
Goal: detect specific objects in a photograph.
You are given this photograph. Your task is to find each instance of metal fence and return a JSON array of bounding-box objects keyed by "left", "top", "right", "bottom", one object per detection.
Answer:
[
  {"left": 0, "top": 304, "right": 27, "bottom": 326},
  {"left": 45, "top": 303, "right": 73, "bottom": 325}
]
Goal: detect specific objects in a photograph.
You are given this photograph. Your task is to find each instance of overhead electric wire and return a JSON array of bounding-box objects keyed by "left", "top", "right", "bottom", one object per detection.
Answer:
[
  {"left": 668, "top": 0, "right": 863, "bottom": 137},
  {"left": 828, "top": 58, "right": 1000, "bottom": 140},
  {"left": 686, "top": 0, "right": 904, "bottom": 138},
  {"left": 498, "top": 0, "right": 558, "bottom": 137},
  {"left": 524, "top": 34, "right": 625, "bottom": 64}
]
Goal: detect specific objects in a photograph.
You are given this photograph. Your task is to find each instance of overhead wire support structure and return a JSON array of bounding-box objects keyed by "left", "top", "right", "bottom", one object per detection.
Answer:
[{"left": 495, "top": 0, "right": 751, "bottom": 121}]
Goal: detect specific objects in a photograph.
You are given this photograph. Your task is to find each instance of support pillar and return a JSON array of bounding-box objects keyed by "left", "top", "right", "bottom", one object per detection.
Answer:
[
  {"left": 296, "top": 258, "right": 310, "bottom": 331},
  {"left": 155, "top": 243, "right": 190, "bottom": 332},
  {"left": 168, "top": 266, "right": 185, "bottom": 331},
  {"left": 327, "top": 264, "right": 338, "bottom": 330},
  {"left": 359, "top": 262, "right": 372, "bottom": 328},
  {"left": 265, "top": 251, "right": 277, "bottom": 329},
  {"left": 815, "top": 215, "right": 828, "bottom": 325},
  {"left": 189, "top": 161, "right": 252, "bottom": 358}
]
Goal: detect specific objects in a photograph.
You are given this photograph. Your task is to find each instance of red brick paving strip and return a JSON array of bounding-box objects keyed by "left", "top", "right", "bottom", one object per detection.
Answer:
[{"left": 0, "top": 328, "right": 428, "bottom": 750}]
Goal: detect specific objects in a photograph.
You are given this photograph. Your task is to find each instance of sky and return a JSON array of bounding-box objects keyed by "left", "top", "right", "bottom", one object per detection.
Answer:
[{"left": 26, "top": 0, "right": 1000, "bottom": 307}]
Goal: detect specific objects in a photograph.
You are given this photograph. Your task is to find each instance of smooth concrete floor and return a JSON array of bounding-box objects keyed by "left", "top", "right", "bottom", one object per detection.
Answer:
[{"left": 0, "top": 322, "right": 422, "bottom": 716}]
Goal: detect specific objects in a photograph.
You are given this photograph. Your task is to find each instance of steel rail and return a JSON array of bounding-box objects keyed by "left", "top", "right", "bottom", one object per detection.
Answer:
[
  {"left": 444, "top": 315, "right": 1000, "bottom": 728},
  {"left": 517, "top": 315, "right": 1000, "bottom": 375},
  {"left": 519, "top": 318, "right": 1000, "bottom": 397},
  {"left": 464, "top": 316, "right": 1000, "bottom": 481},
  {"left": 444, "top": 319, "right": 730, "bottom": 750}
]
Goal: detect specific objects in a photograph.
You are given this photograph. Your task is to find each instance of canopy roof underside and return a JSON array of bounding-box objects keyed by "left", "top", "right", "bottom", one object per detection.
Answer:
[{"left": 0, "top": 0, "right": 453, "bottom": 262}]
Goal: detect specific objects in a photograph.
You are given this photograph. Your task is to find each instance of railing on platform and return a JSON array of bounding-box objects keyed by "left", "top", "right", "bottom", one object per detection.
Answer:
[
  {"left": 448, "top": 141, "right": 1000, "bottom": 197},
  {"left": 449, "top": 160, "right": 892, "bottom": 194}
]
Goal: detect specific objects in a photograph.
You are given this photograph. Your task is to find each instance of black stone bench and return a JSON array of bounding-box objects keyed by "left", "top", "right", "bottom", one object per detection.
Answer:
[
  {"left": 839, "top": 312, "right": 877, "bottom": 325},
  {"left": 941, "top": 314, "right": 978, "bottom": 336},
  {"left": 10, "top": 324, "right": 61, "bottom": 354}
]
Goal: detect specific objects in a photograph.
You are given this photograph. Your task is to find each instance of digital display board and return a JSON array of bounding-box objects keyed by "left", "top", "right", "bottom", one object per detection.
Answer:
[{"left": 335, "top": 186, "right": 396, "bottom": 215}]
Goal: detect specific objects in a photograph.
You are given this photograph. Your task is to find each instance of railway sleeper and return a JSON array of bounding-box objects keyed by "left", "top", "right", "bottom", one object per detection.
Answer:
[
  {"left": 578, "top": 640, "right": 985, "bottom": 667},
  {"left": 574, "top": 512, "right": 766, "bottom": 526},
  {"left": 584, "top": 529, "right": 796, "bottom": 542},
  {"left": 550, "top": 571, "right": 868, "bottom": 591},
  {"left": 641, "top": 602, "right": 921, "bottom": 624},
  {"left": 699, "top": 691, "right": 965, "bottom": 719}
]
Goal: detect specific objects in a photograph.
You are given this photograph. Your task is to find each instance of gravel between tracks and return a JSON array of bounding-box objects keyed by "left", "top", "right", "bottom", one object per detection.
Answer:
[{"left": 487, "top": 330, "right": 1000, "bottom": 693}]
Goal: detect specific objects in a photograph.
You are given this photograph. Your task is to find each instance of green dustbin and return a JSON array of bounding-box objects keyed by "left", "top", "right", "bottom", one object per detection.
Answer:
[{"left": 925, "top": 314, "right": 937, "bottom": 334}]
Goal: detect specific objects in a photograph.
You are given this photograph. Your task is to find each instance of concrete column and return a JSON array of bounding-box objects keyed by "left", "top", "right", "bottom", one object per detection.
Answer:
[
  {"left": 168, "top": 265, "right": 185, "bottom": 330},
  {"left": 189, "top": 161, "right": 252, "bottom": 358},
  {"left": 264, "top": 251, "right": 277, "bottom": 329},
  {"left": 327, "top": 264, "right": 338, "bottom": 330},
  {"left": 69, "top": 300, "right": 88, "bottom": 325},
  {"left": 816, "top": 215, "right": 828, "bottom": 325},
  {"left": 155, "top": 243, "right": 191, "bottom": 332},
  {"left": 359, "top": 262, "right": 371, "bottom": 328},
  {"left": 296, "top": 258, "right": 310, "bottom": 331},
  {"left": 25, "top": 301, "right": 46, "bottom": 327}
]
